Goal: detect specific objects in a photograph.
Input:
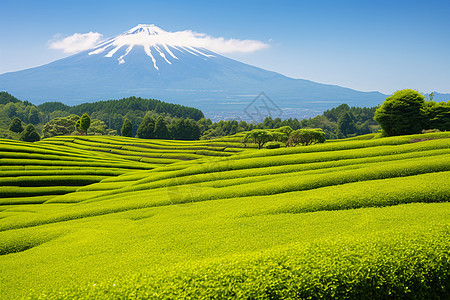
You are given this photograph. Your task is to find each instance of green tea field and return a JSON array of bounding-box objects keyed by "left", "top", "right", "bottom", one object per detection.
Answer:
[{"left": 1, "top": 132, "right": 449, "bottom": 299}]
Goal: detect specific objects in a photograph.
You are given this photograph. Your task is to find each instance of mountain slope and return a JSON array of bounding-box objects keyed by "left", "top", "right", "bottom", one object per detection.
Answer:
[{"left": 0, "top": 24, "right": 386, "bottom": 119}]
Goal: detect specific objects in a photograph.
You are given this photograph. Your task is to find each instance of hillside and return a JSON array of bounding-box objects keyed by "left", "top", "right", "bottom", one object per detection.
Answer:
[
  {"left": 0, "top": 92, "right": 207, "bottom": 138},
  {"left": 0, "top": 132, "right": 449, "bottom": 299}
]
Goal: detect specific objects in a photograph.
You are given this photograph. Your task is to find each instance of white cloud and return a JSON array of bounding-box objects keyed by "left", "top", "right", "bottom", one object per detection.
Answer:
[
  {"left": 49, "top": 32, "right": 103, "bottom": 54},
  {"left": 49, "top": 26, "right": 269, "bottom": 55},
  {"left": 159, "top": 30, "right": 269, "bottom": 54}
]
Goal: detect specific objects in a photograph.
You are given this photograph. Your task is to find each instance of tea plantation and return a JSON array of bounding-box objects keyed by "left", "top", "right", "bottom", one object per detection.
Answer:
[{"left": 0, "top": 132, "right": 449, "bottom": 299}]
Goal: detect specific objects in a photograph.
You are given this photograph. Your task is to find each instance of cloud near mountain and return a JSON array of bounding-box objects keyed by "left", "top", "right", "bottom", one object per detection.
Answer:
[
  {"left": 49, "top": 32, "right": 104, "bottom": 54},
  {"left": 49, "top": 27, "right": 269, "bottom": 55}
]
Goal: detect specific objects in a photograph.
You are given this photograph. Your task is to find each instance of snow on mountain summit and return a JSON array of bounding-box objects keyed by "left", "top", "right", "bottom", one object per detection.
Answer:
[{"left": 89, "top": 24, "right": 215, "bottom": 69}]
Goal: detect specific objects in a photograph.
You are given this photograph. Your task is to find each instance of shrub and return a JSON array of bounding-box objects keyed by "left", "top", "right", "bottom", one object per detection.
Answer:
[
  {"left": 374, "top": 89, "right": 425, "bottom": 136},
  {"left": 265, "top": 141, "right": 281, "bottom": 149},
  {"left": 19, "top": 124, "right": 40, "bottom": 142},
  {"left": 8, "top": 117, "right": 24, "bottom": 133}
]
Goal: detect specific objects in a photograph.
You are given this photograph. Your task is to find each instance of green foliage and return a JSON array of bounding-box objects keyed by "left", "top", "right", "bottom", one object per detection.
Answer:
[
  {"left": 136, "top": 114, "right": 155, "bottom": 139},
  {"left": 244, "top": 129, "right": 273, "bottom": 149},
  {"left": 153, "top": 116, "right": 169, "bottom": 139},
  {"left": 76, "top": 113, "right": 91, "bottom": 135},
  {"left": 88, "top": 119, "right": 110, "bottom": 135},
  {"left": 38, "top": 96, "right": 204, "bottom": 135},
  {"left": 1, "top": 92, "right": 383, "bottom": 142},
  {"left": 199, "top": 105, "right": 379, "bottom": 140},
  {"left": 264, "top": 141, "right": 281, "bottom": 149},
  {"left": 169, "top": 118, "right": 201, "bottom": 140},
  {"left": 27, "top": 106, "right": 40, "bottom": 124},
  {"left": 337, "top": 111, "right": 357, "bottom": 136},
  {"left": 67, "top": 96, "right": 205, "bottom": 121},
  {"left": 8, "top": 117, "right": 23, "bottom": 133},
  {"left": 374, "top": 89, "right": 426, "bottom": 136},
  {"left": 42, "top": 114, "right": 79, "bottom": 138},
  {"left": 1, "top": 94, "right": 205, "bottom": 140},
  {"left": 0, "top": 95, "right": 45, "bottom": 131},
  {"left": 121, "top": 118, "right": 133, "bottom": 137},
  {"left": 422, "top": 100, "right": 450, "bottom": 131},
  {"left": 277, "top": 125, "right": 294, "bottom": 136},
  {"left": 0, "top": 134, "right": 249, "bottom": 203},
  {"left": 19, "top": 124, "right": 40, "bottom": 142},
  {"left": 3, "top": 102, "right": 17, "bottom": 118},
  {"left": 288, "top": 128, "right": 326, "bottom": 146},
  {"left": 37, "top": 101, "right": 70, "bottom": 113},
  {"left": 0, "top": 132, "right": 450, "bottom": 299},
  {"left": 0, "top": 91, "right": 21, "bottom": 104},
  {"left": 34, "top": 222, "right": 450, "bottom": 300},
  {"left": 0, "top": 127, "right": 20, "bottom": 140},
  {"left": 0, "top": 185, "right": 78, "bottom": 197}
]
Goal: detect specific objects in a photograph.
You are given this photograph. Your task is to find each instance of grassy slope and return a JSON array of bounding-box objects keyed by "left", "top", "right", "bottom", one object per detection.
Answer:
[
  {"left": 0, "top": 132, "right": 449, "bottom": 299},
  {"left": 0, "top": 135, "right": 250, "bottom": 203}
]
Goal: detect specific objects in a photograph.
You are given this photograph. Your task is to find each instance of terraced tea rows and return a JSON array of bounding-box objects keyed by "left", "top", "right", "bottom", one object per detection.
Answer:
[
  {"left": 0, "top": 132, "right": 449, "bottom": 299},
  {"left": 0, "top": 136, "right": 250, "bottom": 204}
]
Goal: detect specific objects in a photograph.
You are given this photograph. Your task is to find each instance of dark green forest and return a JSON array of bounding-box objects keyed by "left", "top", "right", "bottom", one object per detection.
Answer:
[{"left": 1, "top": 90, "right": 448, "bottom": 141}]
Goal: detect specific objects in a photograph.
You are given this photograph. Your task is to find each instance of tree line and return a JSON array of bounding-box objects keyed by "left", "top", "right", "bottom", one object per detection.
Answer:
[
  {"left": 244, "top": 127, "right": 326, "bottom": 149},
  {"left": 2, "top": 90, "right": 448, "bottom": 143},
  {"left": 199, "top": 104, "right": 379, "bottom": 140},
  {"left": 38, "top": 96, "right": 204, "bottom": 135}
]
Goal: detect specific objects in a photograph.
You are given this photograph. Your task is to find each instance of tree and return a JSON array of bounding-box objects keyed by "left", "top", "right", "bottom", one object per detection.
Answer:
[
  {"left": 323, "top": 104, "right": 351, "bottom": 122},
  {"left": 27, "top": 106, "right": 40, "bottom": 124},
  {"left": 244, "top": 129, "right": 273, "bottom": 149},
  {"left": 76, "top": 113, "right": 91, "bottom": 135},
  {"left": 374, "top": 89, "right": 425, "bottom": 136},
  {"left": 184, "top": 119, "right": 201, "bottom": 140},
  {"left": 169, "top": 118, "right": 184, "bottom": 139},
  {"left": 121, "top": 118, "right": 133, "bottom": 137},
  {"left": 3, "top": 102, "right": 17, "bottom": 118},
  {"left": 337, "top": 112, "right": 357, "bottom": 136},
  {"left": 169, "top": 118, "right": 201, "bottom": 140},
  {"left": 9, "top": 117, "right": 24, "bottom": 133},
  {"left": 273, "top": 126, "right": 293, "bottom": 145},
  {"left": 42, "top": 114, "right": 79, "bottom": 138},
  {"left": 20, "top": 124, "right": 40, "bottom": 142},
  {"left": 0, "top": 91, "right": 21, "bottom": 105},
  {"left": 136, "top": 114, "right": 155, "bottom": 139},
  {"left": 277, "top": 126, "right": 294, "bottom": 136},
  {"left": 88, "top": 119, "right": 109, "bottom": 135},
  {"left": 422, "top": 101, "right": 450, "bottom": 131},
  {"left": 288, "top": 129, "right": 326, "bottom": 146},
  {"left": 154, "top": 116, "right": 169, "bottom": 139}
]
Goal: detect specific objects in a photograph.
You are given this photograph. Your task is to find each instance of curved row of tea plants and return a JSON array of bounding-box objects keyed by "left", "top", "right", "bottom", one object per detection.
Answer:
[
  {"left": 0, "top": 132, "right": 449, "bottom": 299},
  {"left": 0, "top": 135, "right": 252, "bottom": 203}
]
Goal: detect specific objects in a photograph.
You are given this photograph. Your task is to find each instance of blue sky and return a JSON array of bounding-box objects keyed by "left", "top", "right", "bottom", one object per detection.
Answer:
[{"left": 1, "top": 0, "right": 449, "bottom": 94}]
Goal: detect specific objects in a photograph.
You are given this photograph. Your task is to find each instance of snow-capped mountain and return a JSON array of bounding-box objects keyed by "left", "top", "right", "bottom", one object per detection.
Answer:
[
  {"left": 0, "top": 24, "right": 386, "bottom": 120},
  {"left": 89, "top": 24, "right": 215, "bottom": 68}
]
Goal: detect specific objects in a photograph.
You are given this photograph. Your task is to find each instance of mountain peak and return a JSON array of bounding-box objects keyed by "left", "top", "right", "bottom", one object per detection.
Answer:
[
  {"left": 126, "top": 24, "right": 167, "bottom": 36},
  {"left": 88, "top": 23, "right": 214, "bottom": 67}
]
